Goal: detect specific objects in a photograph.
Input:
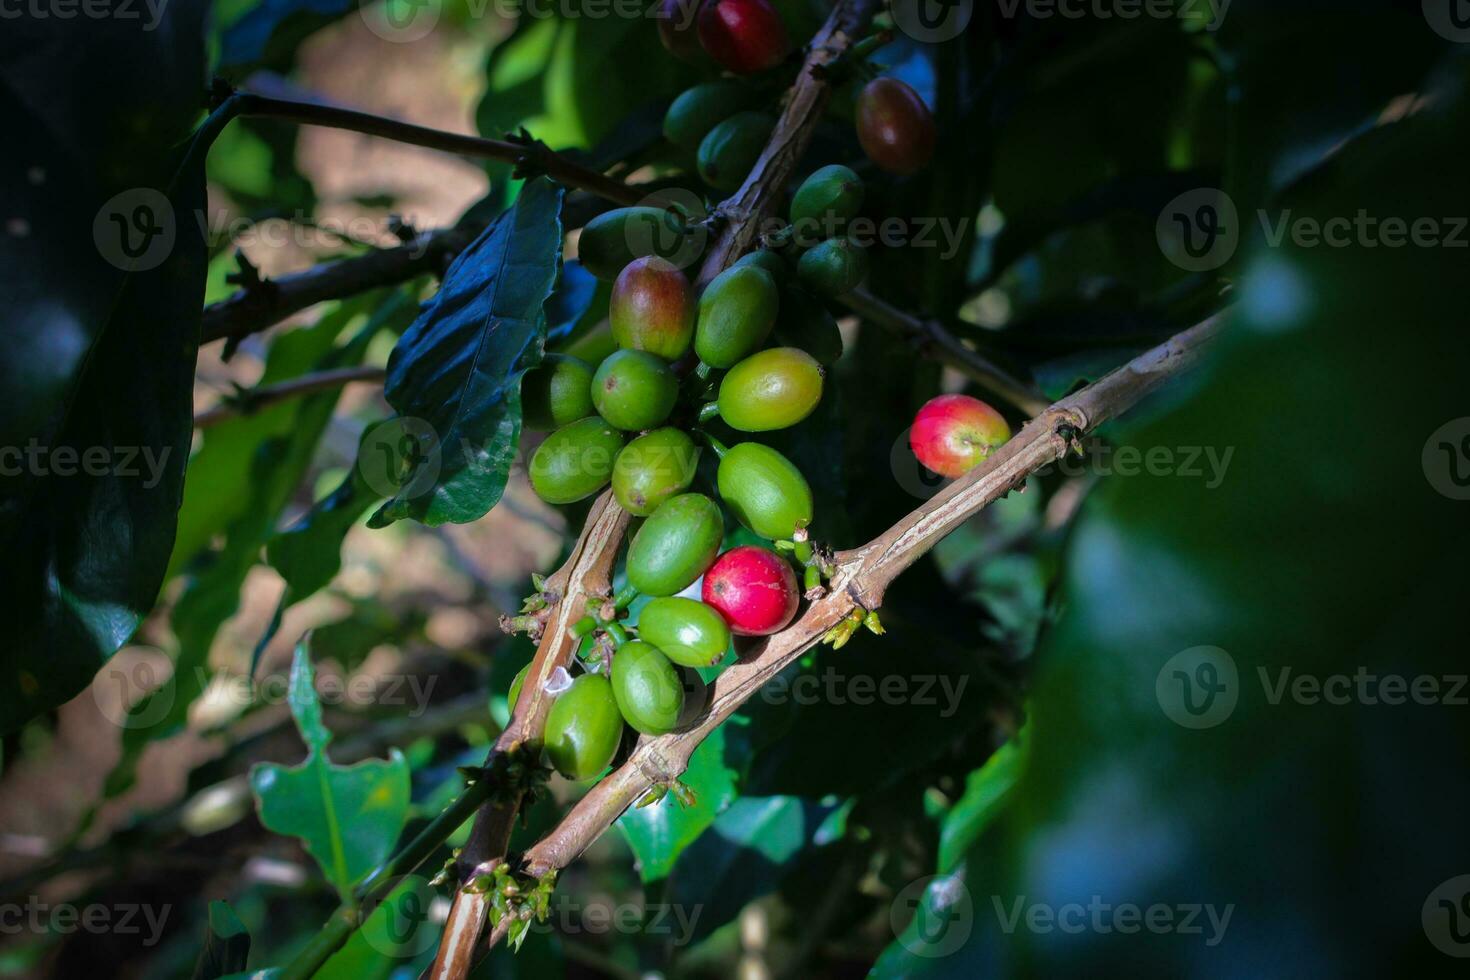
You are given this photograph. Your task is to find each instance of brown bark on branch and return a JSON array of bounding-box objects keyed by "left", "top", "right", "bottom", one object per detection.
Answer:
[
  {"left": 199, "top": 228, "right": 474, "bottom": 346},
  {"left": 695, "top": 0, "right": 883, "bottom": 282},
  {"left": 486, "top": 312, "right": 1225, "bottom": 947},
  {"left": 427, "top": 492, "right": 629, "bottom": 979},
  {"left": 434, "top": 1, "right": 882, "bottom": 972}
]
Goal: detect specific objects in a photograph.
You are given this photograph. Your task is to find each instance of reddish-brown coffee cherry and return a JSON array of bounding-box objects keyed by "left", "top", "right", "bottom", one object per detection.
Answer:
[
  {"left": 657, "top": 0, "right": 707, "bottom": 63},
  {"left": 910, "top": 394, "right": 1011, "bottom": 478},
  {"left": 702, "top": 545, "right": 799, "bottom": 636},
  {"left": 856, "top": 78, "right": 937, "bottom": 175},
  {"left": 697, "top": 0, "right": 789, "bottom": 75},
  {"left": 611, "top": 256, "right": 695, "bottom": 360}
]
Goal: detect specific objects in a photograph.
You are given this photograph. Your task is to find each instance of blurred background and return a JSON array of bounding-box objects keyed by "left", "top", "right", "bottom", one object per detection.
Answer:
[{"left": 2, "top": 1, "right": 1469, "bottom": 977}]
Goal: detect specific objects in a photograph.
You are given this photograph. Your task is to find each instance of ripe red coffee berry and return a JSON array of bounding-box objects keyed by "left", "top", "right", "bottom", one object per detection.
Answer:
[
  {"left": 856, "top": 78, "right": 937, "bottom": 175},
  {"left": 702, "top": 545, "right": 799, "bottom": 636},
  {"left": 697, "top": 0, "right": 789, "bottom": 75},
  {"left": 910, "top": 394, "right": 1011, "bottom": 478}
]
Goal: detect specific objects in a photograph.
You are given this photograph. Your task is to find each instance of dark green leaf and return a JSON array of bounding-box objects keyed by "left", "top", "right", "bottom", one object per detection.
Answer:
[
  {"left": 370, "top": 178, "right": 565, "bottom": 527},
  {"left": 0, "top": 6, "right": 215, "bottom": 733}
]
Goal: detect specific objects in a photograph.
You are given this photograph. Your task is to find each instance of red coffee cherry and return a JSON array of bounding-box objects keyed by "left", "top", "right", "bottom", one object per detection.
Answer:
[
  {"left": 697, "top": 0, "right": 790, "bottom": 75},
  {"left": 702, "top": 545, "right": 799, "bottom": 636},
  {"left": 909, "top": 394, "right": 1011, "bottom": 478},
  {"left": 856, "top": 77, "right": 937, "bottom": 175}
]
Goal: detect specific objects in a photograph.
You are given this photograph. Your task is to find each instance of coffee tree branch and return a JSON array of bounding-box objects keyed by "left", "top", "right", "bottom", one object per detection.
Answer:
[
  {"left": 273, "top": 494, "right": 629, "bottom": 980},
  {"left": 429, "top": 2, "right": 881, "bottom": 975},
  {"left": 424, "top": 493, "right": 629, "bottom": 980},
  {"left": 193, "top": 365, "right": 386, "bottom": 428},
  {"left": 231, "top": 89, "right": 646, "bottom": 208},
  {"left": 485, "top": 312, "right": 1225, "bottom": 951}
]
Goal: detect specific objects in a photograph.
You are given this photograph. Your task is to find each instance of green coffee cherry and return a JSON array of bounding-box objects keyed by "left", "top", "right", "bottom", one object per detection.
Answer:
[
  {"left": 716, "top": 347, "right": 824, "bottom": 432},
  {"left": 664, "top": 81, "right": 753, "bottom": 152},
  {"left": 695, "top": 265, "right": 779, "bottom": 369},
  {"left": 717, "top": 442, "right": 813, "bottom": 540},
  {"left": 733, "top": 249, "right": 791, "bottom": 285},
  {"left": 610, "top": 640, "right": 687, "bottom": 735},
  {"left": 797, "top": 238, "right": 869, "bottom": 297},
  {"left": 637, "top": 596, "right": 731, "bottom": 668},
  {"left": 789, "top": 165, "right": 864, "bottom": 243},
  {"left": 612, "top": 428, "right": 700, "bottom": 516},
  {"left": 772, "top": 287, "right": 843, "bottom": 365},
  {"left": 530, "top": 417, "right": 624, "bottom": 504},
  {"left": 626, "top": 493, "right": 724, "bottom": 596},
  {"left": 544, "top": 674, "right": 624, "bottom": 781},
  {"left": 580, "top": 207, "right": 695, "bottom": 281},
  {"left": 698, "top": 112, "right": 775, "bottom": 192},
  {"left": 592, "top": 350, "right": 679, "bottom": 431},
  {"left": 521, "top": 354, "right": 595, "bottom": 431}
]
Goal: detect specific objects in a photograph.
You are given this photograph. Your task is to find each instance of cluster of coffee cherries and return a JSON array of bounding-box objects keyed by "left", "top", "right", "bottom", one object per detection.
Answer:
[
  {"left": 658, "top": 0, "right": 937, "bottom": 188},
  {"left": 517, "top": 200, "right": 834, "bottom": 778},
  {"left": 507, "top": 2, "right": 949, "bottom": 782}
]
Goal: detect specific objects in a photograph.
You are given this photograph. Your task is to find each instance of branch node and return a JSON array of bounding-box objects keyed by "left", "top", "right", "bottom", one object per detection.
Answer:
[{"left": 506, "top": 128, "right": 556, "bottom": 181}]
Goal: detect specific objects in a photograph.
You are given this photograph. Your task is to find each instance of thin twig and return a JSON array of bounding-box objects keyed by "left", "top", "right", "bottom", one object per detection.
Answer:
[
  {"left": 424, "top": 493, "right": 628, "bottom": 980},
  {"left": 200, "top": 228, "right": 473, "bottom": 346},
  {"left": 840, "top": 287, "right": 1051, "bottom": 417},
  {"left": 197, "top": 181, "right": 638, "bottom": 347},
  {"left": 695, "top": 0, "right": 883, "bottom": 282},
  {"left": 232, "top": 90, "right": 645, "bottom": 208},
  {"left": 487, "top": 313, "right": 1225, "bottom": 946},
  {"left": 193, "top": 365, "right": 386, "bottom": 428}
]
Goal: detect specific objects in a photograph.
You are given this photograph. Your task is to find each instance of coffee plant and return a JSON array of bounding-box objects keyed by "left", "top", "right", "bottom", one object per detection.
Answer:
[{"left": 2, "top": 1, "right": 1467, "bottom": 978}]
